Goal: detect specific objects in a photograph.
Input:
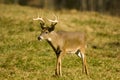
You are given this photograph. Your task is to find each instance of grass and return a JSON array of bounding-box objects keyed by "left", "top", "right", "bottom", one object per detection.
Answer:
[{"left": 0, "top": 4, "right": 120, "bottom": 80}]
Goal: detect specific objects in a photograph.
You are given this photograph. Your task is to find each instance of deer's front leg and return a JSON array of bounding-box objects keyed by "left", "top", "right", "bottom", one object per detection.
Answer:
[{"left": 55, "top": 52, "right": 62, "bottom": 76}]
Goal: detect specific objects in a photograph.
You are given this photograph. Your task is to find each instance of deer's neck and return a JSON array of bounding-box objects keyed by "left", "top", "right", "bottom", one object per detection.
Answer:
[{"left": 47, "top": 31, "right": 63, "bottom": 53}]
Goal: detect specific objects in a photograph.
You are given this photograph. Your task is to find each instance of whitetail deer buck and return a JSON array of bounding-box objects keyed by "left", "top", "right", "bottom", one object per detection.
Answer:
[{"left": 33, "top": 15, "right": 88, "bottom": 76}]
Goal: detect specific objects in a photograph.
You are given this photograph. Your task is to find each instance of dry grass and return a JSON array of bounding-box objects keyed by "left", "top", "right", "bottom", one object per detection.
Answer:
[{"left": 0, "top": 4, "right": 120, "bottom": 80}]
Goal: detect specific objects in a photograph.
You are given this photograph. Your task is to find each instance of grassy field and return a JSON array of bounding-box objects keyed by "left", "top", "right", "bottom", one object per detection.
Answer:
[{"left": 0, "top": 4, "right": 120, "bottom": 80}]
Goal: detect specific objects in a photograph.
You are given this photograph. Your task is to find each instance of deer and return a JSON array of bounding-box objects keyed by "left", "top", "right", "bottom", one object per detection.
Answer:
[{"left": 33, "top": 15, "right": 89, "bottom": 76}]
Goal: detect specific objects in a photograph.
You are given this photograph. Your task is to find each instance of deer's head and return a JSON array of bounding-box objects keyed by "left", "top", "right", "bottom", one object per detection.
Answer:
[{"left": 33, "top": 15, "right": 58, "bottom": 41}]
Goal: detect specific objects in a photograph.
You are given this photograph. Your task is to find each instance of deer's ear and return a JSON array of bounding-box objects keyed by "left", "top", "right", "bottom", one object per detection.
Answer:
[
  {"left": 40, "top": 23, "right": 45, "bottom": 29},
  {"left": 48, "top": 24, "right": 55, "bottom": 32}
]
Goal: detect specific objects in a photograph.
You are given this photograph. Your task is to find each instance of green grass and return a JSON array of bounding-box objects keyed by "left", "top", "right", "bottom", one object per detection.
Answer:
[{"left": 0, "top": 4, "right": 120, "bottom": 80}]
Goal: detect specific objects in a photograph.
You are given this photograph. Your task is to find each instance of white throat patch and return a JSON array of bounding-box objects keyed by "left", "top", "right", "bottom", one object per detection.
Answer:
[{"left": 48, "top": 38, "right": 52, "bottom": 41}]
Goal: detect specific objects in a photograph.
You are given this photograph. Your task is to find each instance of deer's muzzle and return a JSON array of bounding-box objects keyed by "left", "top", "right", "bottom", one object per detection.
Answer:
[{"left": 38, "top": 36, "right": 44, "bottom": 41}]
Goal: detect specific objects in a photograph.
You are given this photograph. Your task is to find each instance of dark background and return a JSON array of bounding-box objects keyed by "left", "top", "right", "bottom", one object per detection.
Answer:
[{"left": 0, "top": 0, "right": 120, "bottom": 16}]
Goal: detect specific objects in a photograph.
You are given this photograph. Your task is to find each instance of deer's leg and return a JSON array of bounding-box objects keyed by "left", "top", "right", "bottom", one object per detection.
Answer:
[
  {"left": 59, "top": 56, "right": 62, "bottom": 76},
  {"left": 82, "top": 53, "right": 89, "bottom": 75},
  {"left": 55, "top": 54, "right": 59, "bottom": 76},
  {"left": 55, "top": 53, "right": 62, "bottom": 76},
  {"left": 81, "top": 52, "right": 88, "bottom": 75},
  {"left": 76, "top": 50, "right": 89, "bottom": 75}
]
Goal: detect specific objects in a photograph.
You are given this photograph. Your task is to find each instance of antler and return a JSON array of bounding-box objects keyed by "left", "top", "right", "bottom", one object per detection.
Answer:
[
  {"left": 47, "top": 14, "right": 58, "bottom": 25},
  {"left": 33, "top": 15, "right": 45, "bottom": 23},
  {"left": 33, "top": 15, "right": 45, "bottom": 29}
]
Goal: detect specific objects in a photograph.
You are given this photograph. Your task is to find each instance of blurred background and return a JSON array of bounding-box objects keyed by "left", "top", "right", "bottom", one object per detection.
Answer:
[
  {"left": 0, "top": 0, "right": 120, "bottom": 16},
  {"left": 0, "top": 0, "right": 120, "bottom": 80}
]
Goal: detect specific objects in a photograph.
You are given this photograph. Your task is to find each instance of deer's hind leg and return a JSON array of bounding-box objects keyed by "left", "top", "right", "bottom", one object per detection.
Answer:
[{"left": 75, "top": 49, "right": 89, "bottom": 75}]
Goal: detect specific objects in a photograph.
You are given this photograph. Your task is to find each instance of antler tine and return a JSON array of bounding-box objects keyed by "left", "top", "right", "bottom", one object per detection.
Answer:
[
  {"left": 33, "top": 15, "right": 45, "bottom": 23},
  {"left": 47, "top": 14, "right": 58, "bottom": 23}
]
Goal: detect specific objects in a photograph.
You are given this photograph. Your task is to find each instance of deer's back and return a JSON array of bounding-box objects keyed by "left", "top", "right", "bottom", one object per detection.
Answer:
[{"left": 57, "top": 31, "right": 86, "bottom": 53}]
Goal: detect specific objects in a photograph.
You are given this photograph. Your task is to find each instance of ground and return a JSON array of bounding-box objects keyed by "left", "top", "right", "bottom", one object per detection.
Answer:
[{"left": 0, "top": 4, "right": 120, "bottom": 80}]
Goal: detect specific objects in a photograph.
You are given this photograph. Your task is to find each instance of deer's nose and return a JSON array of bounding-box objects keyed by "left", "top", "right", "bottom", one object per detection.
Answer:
[{"left": 38, "top": 37, "right": 41, "bottom": 40}]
